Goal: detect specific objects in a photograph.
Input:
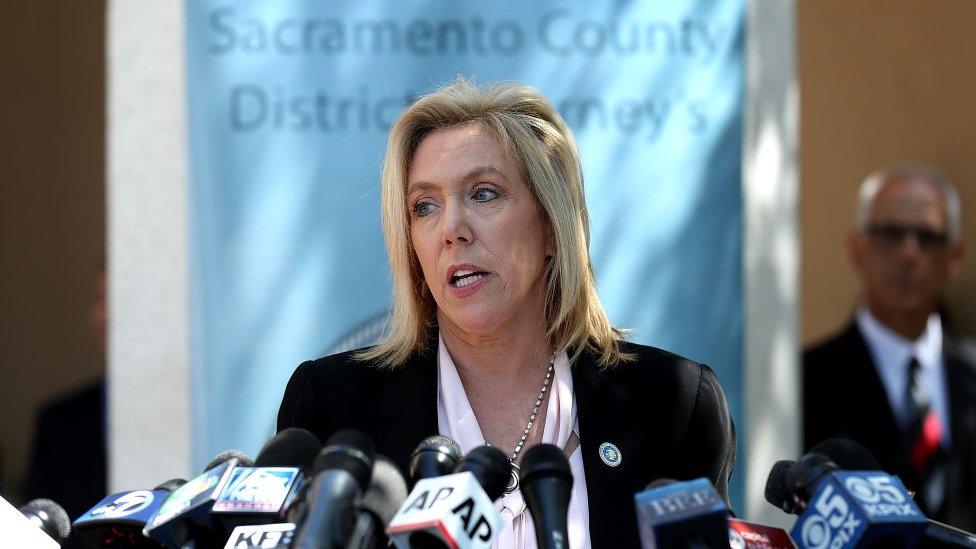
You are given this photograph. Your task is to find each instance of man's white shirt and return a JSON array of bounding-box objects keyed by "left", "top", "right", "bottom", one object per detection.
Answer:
[{"left": 856, "top": 306, "right": 951, "bottom": 444}]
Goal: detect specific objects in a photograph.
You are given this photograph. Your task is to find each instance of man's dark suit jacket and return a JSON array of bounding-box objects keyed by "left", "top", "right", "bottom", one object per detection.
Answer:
[
  {"left": 804, "top": 322, "right": 976, "bottom": 531},
  {"left": 24, "top": 377, "right": 107, "bottom": 549},
  {"left": 278, "top": 340, "right": 736, "bottom": 548}
]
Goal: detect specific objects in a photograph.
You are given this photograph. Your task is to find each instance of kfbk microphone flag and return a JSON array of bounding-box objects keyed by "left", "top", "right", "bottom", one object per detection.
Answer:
[
  {"left": 223, "top": 522, "right": 296, "bottom": 548},
  {"left": 387, "top": 472, "right": 503, "bottom": 549},
  {"left": 791, "top": 471, "right": 926, "bottom": 548}
]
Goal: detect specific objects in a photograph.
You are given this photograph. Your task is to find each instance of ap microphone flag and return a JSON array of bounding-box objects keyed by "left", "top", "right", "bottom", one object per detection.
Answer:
[{"left": 386, "top": 472, "right": 503, "bottom": 549}]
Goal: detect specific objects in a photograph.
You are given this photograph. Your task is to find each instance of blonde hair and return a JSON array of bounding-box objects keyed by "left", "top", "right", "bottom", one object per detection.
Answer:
[{"left": 358, "top": 79, "right": 629, "bottom": 368}]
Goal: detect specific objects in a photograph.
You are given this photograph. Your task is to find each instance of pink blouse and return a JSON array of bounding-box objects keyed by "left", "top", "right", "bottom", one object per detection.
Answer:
[{"left": 436, "top": 336, "right": 591, "bottom": 549}]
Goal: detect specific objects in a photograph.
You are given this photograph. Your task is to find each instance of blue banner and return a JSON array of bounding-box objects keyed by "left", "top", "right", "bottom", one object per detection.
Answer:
[{"left": 185, "top": 0, "right": 744, "bottom": 501}]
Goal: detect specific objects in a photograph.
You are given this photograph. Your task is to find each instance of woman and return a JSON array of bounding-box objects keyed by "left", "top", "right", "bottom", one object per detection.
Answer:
[{"left": 278, "top": 80, "right": 735, "bottom": 548}]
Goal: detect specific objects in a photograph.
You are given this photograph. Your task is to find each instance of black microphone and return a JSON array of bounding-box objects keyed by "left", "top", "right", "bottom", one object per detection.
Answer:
[
  {"left": 345, "top": 455, "right": 409, "bottom": 549},
  {"left": 291, "top": 430, "right": 375, "bottom": 549},
  {"left": 409, "top": 435, "right": 463, "bottom": 487},
  {"left": 783, "top": 452, "right": 838, "bottom": 509},
  {"left": 519, "top": 444, "right": 573, "bottom": 549},
  {"left": 386, "top": 445, "right": 509, "bottom": 548},
  {"left": 20, "top": 498, "right": 71, "bottom": 546},
  {"left": 808, "top": 439, "right": 976, "bottom": 548},
  {"left": 764, "top": 459, "right": 798, "bottom": 514},
  {"left": 768, "top": 444, "right": 928, "bottom": 548},
  {"left": 454, "top": 445, "right": 510, "bottom": 502},
  {"left": 254, "top": 429, "right": 322, "bottom": 471},
  {"left": 809, "top": 438, "right": 882, "bottom": 471}
]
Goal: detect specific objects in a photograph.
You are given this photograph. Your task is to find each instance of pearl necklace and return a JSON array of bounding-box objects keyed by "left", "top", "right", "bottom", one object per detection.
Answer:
[{"left": 496, "top": 356, "right": 555, "bottom": 495}]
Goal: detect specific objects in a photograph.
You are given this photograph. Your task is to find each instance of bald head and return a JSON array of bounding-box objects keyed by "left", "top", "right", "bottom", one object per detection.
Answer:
[
  {"left": 848, "top": 164, "right": 965, "bottom": 339},
  {"left": 857, "top": 164, "right": 961, "bottom": 242}
]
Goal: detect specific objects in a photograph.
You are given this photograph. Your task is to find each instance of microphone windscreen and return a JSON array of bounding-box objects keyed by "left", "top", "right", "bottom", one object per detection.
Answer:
[
  {"left": 206, "top": 449, "right": 254, "bottom": 471},
  {"left": 764, "top": 460, "right": 794, "bottom": 512},
  {"left": 456, "top": 445, "right": 511, "bottom": 502},
  {"left": 256, "top": 427, "right": 321, "bottom": 469},
  {"left": 314, "top": 430, "right": 376, "bottom": 490},
  {"left": 425, "top": 435, "right": 463, "bottom": 459},
  {"left": 20, "top": 498, "right": 71, "bottom": 543},
  {"left": 154, "top": 478, "right": 188, "bottom": 492},
  {"left": 362, "top": 455, "right": 409, "bottom": 524},
  {"left": 810, "top": 438, "right": 883, "bottom": 471},
  {"left": 645, "top": 478, "right": 677, "bottom": 491},
  {"left": 409, "top": 435, "right": 463, "bottom": 484}
]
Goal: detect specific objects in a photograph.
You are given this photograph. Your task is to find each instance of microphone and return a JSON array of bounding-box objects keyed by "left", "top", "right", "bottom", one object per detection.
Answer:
[
  {"left": 409, "top": 435, "right": 463, "bottom": 487},
  {"left": 211, "top": 428, "right": 321, "bottom": 540},
  {"left": 763, "top": 442, "right": 928, "bottom": 548},
  {"left": 633, "top": 477, "right": 730, "bottom": 549},
  {"left": 788, "top": 440, "right": 976, "bottom": 548},
  {"left": 207, "top": 450, "right": 256, "bottom": 471},
  {"left": 290, "top": 430, "right": 375, "bottom": 549},
  {"left": 345, "top": 455, "right": 409, "bottom": 549},
  {"left": 73, "top": 479, "right": 186, "bottom": 548},
  {"left": 764, "top": 459, "right": 797, "bottom": 515},
  {"left": 809, "top": 438, "right": 881, "bottom": 471},
  {"left": 20, "top": 498, "right": 71, "bottom": 546},
  {"left": 386, "top": 444, "right": 510, "bottom": 549},
  {"left": 0, "top": 494, "right": 62, "bottom": 548},
  {"left": 143, "top": 449, "right": 251, "bottom": 548},
  {"left": 454, "top": 444, "right": 510, "bottom": 502},
  {"left": 519, "top": 444, "right": 573, "bottom": 549},
  {"left": 784, "top": 453, "right": 838, "bottom": 510}
]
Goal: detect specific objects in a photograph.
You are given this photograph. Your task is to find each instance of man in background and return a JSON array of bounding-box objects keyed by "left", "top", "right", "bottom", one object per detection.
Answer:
[
  {"left": 23, "top": 268, "right": 107, "bottom": 547},
  {"left": 804, "top": 164, "right": 976, "bottom": 530}
]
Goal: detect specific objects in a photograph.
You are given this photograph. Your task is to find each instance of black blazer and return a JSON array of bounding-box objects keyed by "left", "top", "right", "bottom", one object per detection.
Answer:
[
  {"left": 278, "top": 340, "right": 736, "bottom": 548},
  {"left": 803, "top": 321, "right": 976, "bottom": 531}
]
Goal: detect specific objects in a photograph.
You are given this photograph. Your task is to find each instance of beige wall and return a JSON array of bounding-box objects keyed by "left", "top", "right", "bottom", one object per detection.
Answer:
[
  {"left": 799, "top": 0, "right": 976, "bottom": 345},
  {"left": 0, "top": 1, "right": 106, "bottom": 498}
]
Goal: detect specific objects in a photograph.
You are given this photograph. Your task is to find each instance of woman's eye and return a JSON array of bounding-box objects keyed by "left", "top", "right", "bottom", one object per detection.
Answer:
[
  {"left": 473, "top": 187, "right": 499, "bottom": 202},
  {"left": 413, "top": 201, "right": 435, "bottom": 217}
]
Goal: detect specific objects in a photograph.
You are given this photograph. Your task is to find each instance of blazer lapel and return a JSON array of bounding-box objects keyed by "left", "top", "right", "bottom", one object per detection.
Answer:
[
  {"left": 842, "top": 323, "right": 904, "bottom": 464},
  {"left": 376, "top": 350, "right": 439, "bottom": 477},
  {"left": 573, "top": 351, "right": 642, "bottom": 548}
]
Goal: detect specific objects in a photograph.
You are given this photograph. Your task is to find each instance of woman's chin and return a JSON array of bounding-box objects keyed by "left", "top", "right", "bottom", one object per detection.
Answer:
[{"left": 438, "top": 308, "right": 512, "bottom": 338}]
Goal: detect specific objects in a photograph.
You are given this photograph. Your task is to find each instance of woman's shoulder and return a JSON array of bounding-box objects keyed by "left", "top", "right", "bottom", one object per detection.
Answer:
[
  {"left": 609, "top": 340, "right": 719, "bottom": 392},
  {"left": 277, "top": 347, "right": 390, "bottom": 429},
  {"left": 293, "top": 347, "right": 383, "bottom": 378}
]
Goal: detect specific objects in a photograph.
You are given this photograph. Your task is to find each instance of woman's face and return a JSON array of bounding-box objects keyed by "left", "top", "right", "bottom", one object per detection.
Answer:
[{"left": 407, "top": 123, "right": 552, "bottom": 337}]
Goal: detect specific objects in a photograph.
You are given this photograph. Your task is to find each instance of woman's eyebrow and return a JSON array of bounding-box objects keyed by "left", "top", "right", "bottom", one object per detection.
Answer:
[
  {"left": 407, "top": 165, "right": 508, "bottom": 196},
  {"left": 406, "top": 181, "right": 438, "bottom": 196},
  {"left": 461, "top": 165, "right": 507, "bottom": 183}
]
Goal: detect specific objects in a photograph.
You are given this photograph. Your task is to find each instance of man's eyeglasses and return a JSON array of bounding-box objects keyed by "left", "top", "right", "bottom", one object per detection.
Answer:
[{"left": 865, "top": 223, "right": 949, "bottom": 252}]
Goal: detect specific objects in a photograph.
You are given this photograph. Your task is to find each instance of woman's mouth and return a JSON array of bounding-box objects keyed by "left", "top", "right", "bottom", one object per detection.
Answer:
[{"left": 451, "top": 269, "right": 488, "bottom": 288}]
